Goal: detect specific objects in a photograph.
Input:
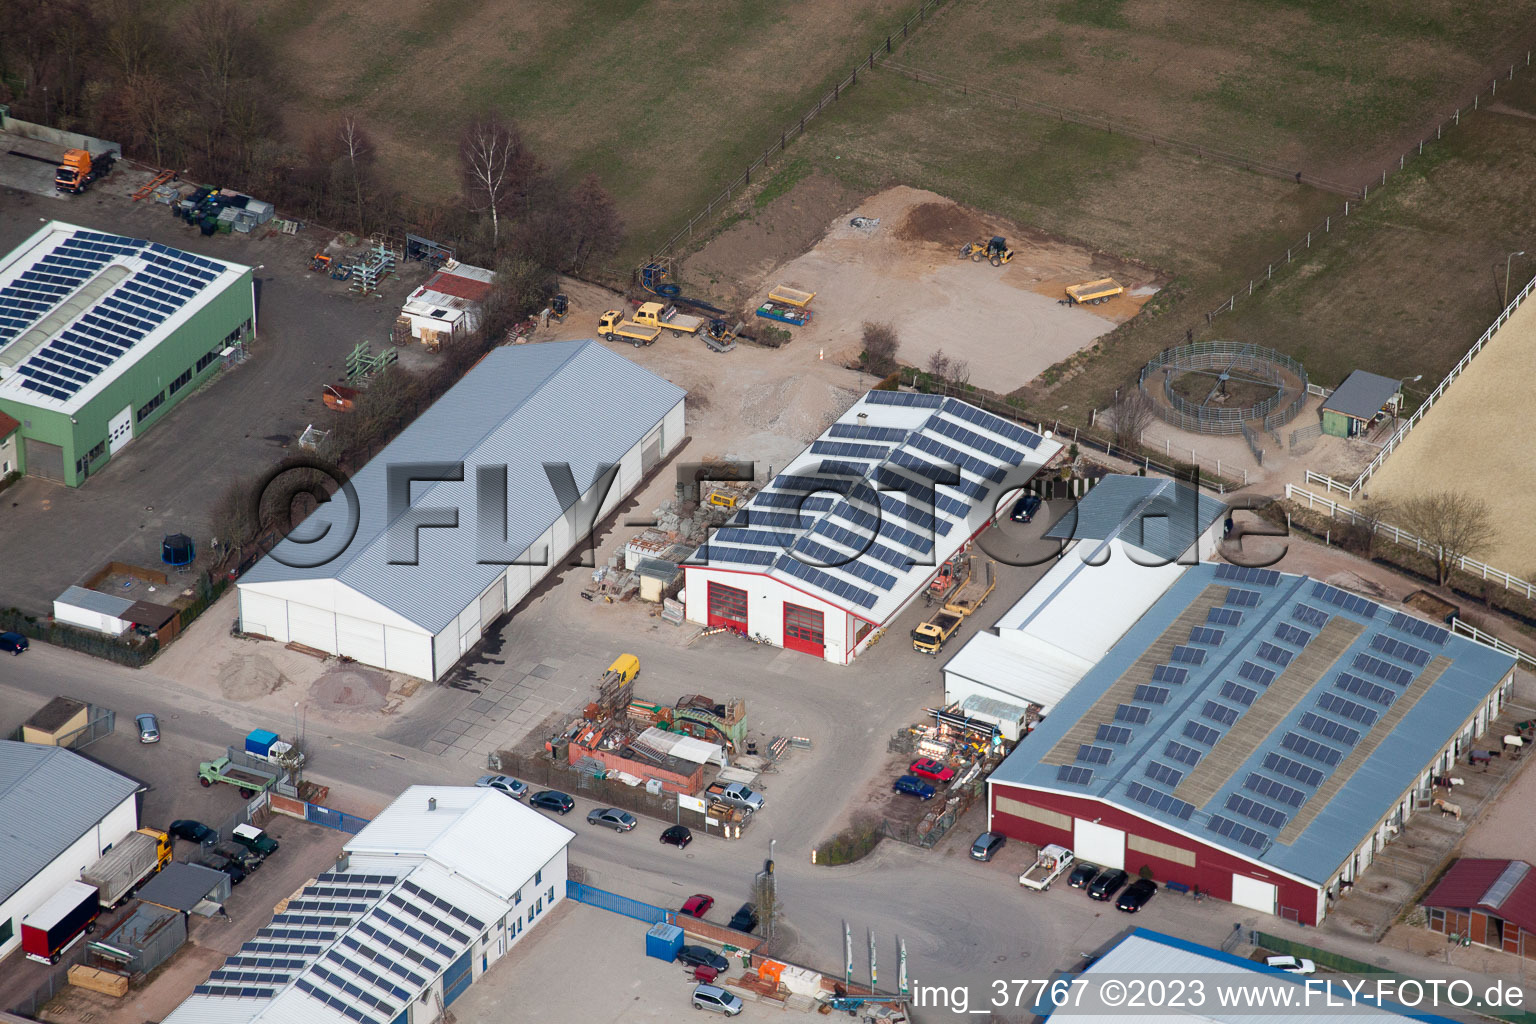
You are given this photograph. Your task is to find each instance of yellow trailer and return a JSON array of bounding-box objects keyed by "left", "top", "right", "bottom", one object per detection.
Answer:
[
  {"left": 768, "top": 285, "right": 816, "bottom": 308},
  {"left": 1066, "top": 278, "right": 1124, "bottom": 305}
]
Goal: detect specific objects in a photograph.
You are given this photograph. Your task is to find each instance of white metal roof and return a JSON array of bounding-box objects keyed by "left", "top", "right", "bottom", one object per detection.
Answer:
[
  {"left": 688, "top": 390, "right": 1062, "bottom": 624},
  {"left": 944, "top": 629, "right": 1095, "bottom": 714},
  {"left": 0, "top": 221, "right": 248, "bottom": 415},
  {"left": 238, "top": 341, "right": 685, "bottom": 636},
  {"left": 345, "top": 785, "right": 573, "bottom": 902},
  {"left": 1058, "top": 929, "right": 1456, "bottom": 1023},
  {"left": 55, "top": 584, "right": 135, "bottom": 617},
  {"left": 0, "top": 740, "right": 142, "bottom": 904}
]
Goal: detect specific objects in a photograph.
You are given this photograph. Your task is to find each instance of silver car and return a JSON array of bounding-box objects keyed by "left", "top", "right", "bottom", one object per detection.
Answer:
[
  {"left": 586, "top": 807, "right": 638, "bottom": 832},
  {"left": 475, "top": 774, "right": 528, "bottom": 799},
  {"left": 135, "top": 713, "right": 160, "bottom": 744},
  {"left": 691, "top": 983, "right": 743, "bottom": 1016}
]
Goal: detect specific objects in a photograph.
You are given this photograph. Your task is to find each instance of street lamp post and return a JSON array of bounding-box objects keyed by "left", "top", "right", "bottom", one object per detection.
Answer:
[{"left": 1505, "top": 251, "right": 1526, "bottom": 308}]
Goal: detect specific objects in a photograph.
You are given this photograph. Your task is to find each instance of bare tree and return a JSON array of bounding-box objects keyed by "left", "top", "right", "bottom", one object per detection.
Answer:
[
  {"left": 459, "top": 113, "right": 534, "bottom": 249},
  {"left": 561, "top": 173, "right": 623, "bottom": 273},
  {"left": 926, "top": 349, "right": 952, "bottom": 381},
  {"left": 337, "top": 114, "right": 376, "bottom": 234},
  {"left": 1397, "top": 492, "right": 1496, "bottom": 586},
  {"left": 863, "top": 322, "right": 900, "bottom": 376},
  {"left": 1351, "top": 495, "right": 1398, "bottom": 558},
  {"left": 1110, "top": 389, "right": 1155, "bottom": 450},
  {"left": 948, "top": 358, "right": 971, "bottom": 389}
]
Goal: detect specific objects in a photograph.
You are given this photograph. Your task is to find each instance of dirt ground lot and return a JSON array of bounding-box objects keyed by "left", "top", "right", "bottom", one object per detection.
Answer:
[
  {"left": 686, "top": 186, "right": 1161, "bottom": 393},
  {"left": 1360, "top": 288, "right": 1536, "bottom": 574}
]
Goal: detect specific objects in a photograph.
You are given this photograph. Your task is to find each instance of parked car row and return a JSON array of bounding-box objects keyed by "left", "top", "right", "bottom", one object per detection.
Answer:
[
  {"left": 478, "top": 775, "right": 700, "bottom": 848},
  {"left": 1069, "top": 863, "right": 1157, "bottom": 912},
  {"left": 167, "top": 819, "right": 280, "bottom": 886}
]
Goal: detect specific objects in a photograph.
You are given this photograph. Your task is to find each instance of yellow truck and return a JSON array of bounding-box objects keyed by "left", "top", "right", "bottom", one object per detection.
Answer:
[
  {"left": 633, "top": 301, "right": 706, "bottom": 337},
  {"left": 912, "top": 610, "right": 964, "bottom": 654},
  {"left": 943, "top": 560, "right": 996, "bottom": 617},
  {"left": 1065, "top": 278, "right": 1124, "bottom": 306},
  {"left": 768, "top": 285, "right": 816, "bottom": 308},
  {"left": 598, "top": 310, "right": 663, "bottom": 347}
]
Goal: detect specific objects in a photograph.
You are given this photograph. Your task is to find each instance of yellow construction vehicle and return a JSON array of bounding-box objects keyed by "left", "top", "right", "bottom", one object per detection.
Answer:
[
  {"left": 912, "top": 610, "right": 964, "bottom": 654},
  {"left": 959, "top": 236, "right": 1013, "bottom": 266},
  {"left": 55, "top": 149, "right": 118, "bottom": 194},
  {"left": 597, "top": 310, "right": 662, "bottom": 347},
  {"left": 943, "top": 560, "right": 996, "bottom": 617},
  {"left": 1065, "top": 278, "right": 1124, "bottom": 306}
]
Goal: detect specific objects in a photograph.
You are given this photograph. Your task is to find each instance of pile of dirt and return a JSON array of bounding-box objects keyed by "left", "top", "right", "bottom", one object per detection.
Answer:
[
  {"left": 740, "top": 376, "right": 858, "bottom": 438},
  {"left": 895, "top": 201, "right": 995, "bottom": 248},
  {"left": 220, "top": 653, "right": 290, "bottom": 701},
  {"left": 310, "top": 665, "right": 390, "bottom": 713}
]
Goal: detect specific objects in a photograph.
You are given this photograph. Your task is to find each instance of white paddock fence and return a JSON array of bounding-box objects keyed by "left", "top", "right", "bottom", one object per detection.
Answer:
[{"left": 1306, "top": 273, "right": 1536, "bottom": 500}]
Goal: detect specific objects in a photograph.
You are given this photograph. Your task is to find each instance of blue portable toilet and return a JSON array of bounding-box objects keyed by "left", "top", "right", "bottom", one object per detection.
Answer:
[{"left": 645, "top": 921, "right": 683, "bottom": 962}]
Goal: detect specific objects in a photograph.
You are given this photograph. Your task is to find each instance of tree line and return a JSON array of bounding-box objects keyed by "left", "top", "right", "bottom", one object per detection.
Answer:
[{"left": 0, "top": 0, "right": 623, "bottom": 272}]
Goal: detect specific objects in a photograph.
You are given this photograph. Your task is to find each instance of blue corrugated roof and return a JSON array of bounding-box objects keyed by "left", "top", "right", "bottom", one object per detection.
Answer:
[
  {"left": 0, "top": 740, "right": 143, "bottom": 904},
  {"left": 1043, "top": 474, "right": 1226, "bottom": 562},
  {"left": 991, "top": 564, "right": 1515, "bottom": 884},
  {"left": 239, "top": 341, "right": 685, "bottom": 634}
]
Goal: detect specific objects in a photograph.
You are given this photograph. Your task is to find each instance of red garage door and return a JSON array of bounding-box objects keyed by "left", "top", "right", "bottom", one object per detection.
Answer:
[
  {"left": 707, "top": 582, "right": 749, "bottom": 632},
  {"left": 783, "top": 603, "right": 825, "bottom": 657}
]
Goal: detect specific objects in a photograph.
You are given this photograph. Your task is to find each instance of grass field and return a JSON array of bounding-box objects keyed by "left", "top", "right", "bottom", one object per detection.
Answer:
[
  {"left": 894, "top": 0, "right": 1536, "bottom": 183},
  {"left": 234, "top": 0, "right": 910, "bottom": 265}
]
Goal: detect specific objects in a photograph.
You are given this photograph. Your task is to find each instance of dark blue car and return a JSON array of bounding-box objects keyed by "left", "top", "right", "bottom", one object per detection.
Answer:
[{"left": 892, "top": 775, "right": 936, "bottom": 800}]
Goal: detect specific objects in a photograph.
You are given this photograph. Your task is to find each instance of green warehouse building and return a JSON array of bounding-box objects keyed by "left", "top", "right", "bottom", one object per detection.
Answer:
[{"left": 0, "top": 222, "right": 253, "bottom": 486}]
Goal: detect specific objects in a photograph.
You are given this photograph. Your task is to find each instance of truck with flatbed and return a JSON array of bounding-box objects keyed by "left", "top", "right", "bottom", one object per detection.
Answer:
[
  {"left": 705, "top": 781, "right": 765, "bottom": 812},
  {"left": 21, "top": 881, "right": 100, "bottom": 964},
  {"left": 598, "top": 310, "right": 663, "bottom": 347},
  {"left": 1019, "top": 844, "right": 1074, "bottom": 891},
  {"left": 911, "top": 610, "right": 963, "bottom": 654},
  {"left": 633, "top": 301, "right": 706, "bottom": 336},
  {"left": 943, "top": 560, "right": 996, "bottom": 617},
  {"left": 81, "top": 827, "right": 171, "bottom": 908},
  {"left": 199, "top": 755, "right": 279, "bottom": 793}
]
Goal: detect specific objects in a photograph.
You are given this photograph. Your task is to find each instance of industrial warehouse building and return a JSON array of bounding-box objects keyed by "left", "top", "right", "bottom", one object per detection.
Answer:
[
  {"left": 682, "top": 390, "right": 1062, "bottom": 663},
  {"left": 0, "top": 222, "right": 253, "bottom": 486},
  {"left": 987, "top": 562, "right": 1516, "bottom": 925},
  {"left": 0, "top": 740, "right": 143, "bottom": 963},
  {"left": 1056, "top": 929, "right": 1462, "bottom": 1024},
  {"left": 164, "top": 785, "right": 574, "bottom": 1024},
  {"left": 944, "top": 475, "right": 1226, "bottom": 719},
  {"left": 238, "top": 340, "right": 685, "bottom": 681}
]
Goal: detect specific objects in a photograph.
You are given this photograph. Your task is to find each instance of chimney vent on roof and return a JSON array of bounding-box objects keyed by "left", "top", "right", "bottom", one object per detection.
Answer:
[
  {"left": 428, "top": 797, "right": 437, "bottom": 811},
  {"left": 857, "top": 412, "right": 869, "bottom": 425}
]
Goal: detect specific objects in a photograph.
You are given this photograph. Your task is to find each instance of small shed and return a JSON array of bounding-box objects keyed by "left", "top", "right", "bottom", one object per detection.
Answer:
[
  {"left": 54, "top": 585, "right": 135, "bottom": 635},
  {"left": 1422, "top": 859, "right": 1536, "bottom": 959},
  {"left": 635, "top": 558, "right": 680, "bottom": 603},
  {"left": 959, "top": 693, "right": 1036, "bottom": 743},
  {"left": 22, "top": 696, "right": 88, "bottom": 745},
  {"left": 88, "top": 902, "right": 187, "bottom": 975},
  {"left": 137, "top": 862, "right": 231, "bottom": 916},
  {"left": 125, "top": 599, "right": 181, "bottom": 644},
  {"left": 1321, "top": 370, "right": 1402, "bottom": 438}
]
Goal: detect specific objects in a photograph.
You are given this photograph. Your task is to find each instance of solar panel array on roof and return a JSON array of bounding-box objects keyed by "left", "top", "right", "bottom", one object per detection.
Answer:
[
  {"left": 1164, "top": 740, "right": 1203, "bottom": 767},
  {"left": 1225, "top": 793, "right": 1289, "bottom": 829},
  {"left": 1077, "top": 744, "right": 1114, "bottom": 765},
  {"left": 1352, "top": 652, "right": 1415, "bottom": 687},
  {"left": 1226, "top": 588, "right": 1262, "bottom": 607},
  {"left": 1144, "top": 760, "right": 1184, "bottom": 787},
  {"left": 1292, "top": 603, "right": 1330, "bottom": 629},
  {"left": 1273, "top": 622, "right": 1312, "bottom": 648},
  {"left": 1170, "top": 645, "right": 1207, "bottom": 665},
  {"left": 696, "top": 545, "right": 776, "bottom": 567},
  {"left": 810, "top": 440, "right": 892, "bottom": 460},
  {"left": 1238, "top": 661, "right": 1276, "bottom": 686},
  {"left": 1337, "top": 672, "right": 1397, "bottom": 706},
  {"left": 1280, "top": 730, "right": 1343, "bottom": 765},
  {"left": 790, "top": 536, "right": 899, "bottom": 590},
  {"left": 1183, "top": 720, "right": 1222, "bottom": 745},
  {"left": 942, "top": 397, "right": 1044, "bottom": 449},
  {"left": 1096, "top": 724, "right": 1133, "bottom": 744},
  {"left": 1115, "top": 704, "right": 1151, "bottom": 725},
  {"left": 1219, "top": 680, "right": 1259, "bottom": 706},
  {"left": 1312, "top": 581, "right": 1379, "bottom": 617},
  {"left": 774, "top": 553, "right": 878, "bottom": 609},
  {"left": 1124, "top": 780, "right": 1195, "bottom": 820},
  {"left": 1299, "top": 711, "right": 1360, "bottom": 746},
  {"left": 1387, "top": 611, "right": 1451, "bottom": 646},
  {"left": 1208, "top": 607, "right": 1244, "bottom": 627},
  {"left": 1317, "top": 691, "right": 1379, "bottom": 726},
  {"left": 1245, "top": 772, "right": 1307, "bottom": 807},
  {"left": 1201, "top": 701, "right": 1239, "bottom": 727},
  {"left": 1189, "top": 626, "right": 1225, "bottom": 645},
  {"left": 1263, "top": 752, "right": 1325, "bottom": 787},
  {"left": 1058, "top": 764, "right": 1094, "bottom": 785},
  {"left": 1255, "top": 642, "right": 1293, "bottom": 668},
  {"left": 1208, "top": 814, "right": 1268, "bottom": 851},
  {"left": 828, "top": 422, "right": 911, "bottom": 442},
  {"left": 863, "top": 390, "right": 944, "bottom": 408},
  {"left": 1214, "top": 564, "right": 1281, "bottom": 586},
  {"left": 1371, "top": 634, "right": 1432, "bottom": 667},
  {"left": 811, "top": 520, "right": 913, "bottom": 570},
  {"left": 1133, "top": 684, "right": 1171, "bottom": 704},
  {"left": 715, "top": 528, "right": 797, "bottom": 550},
  {"left": 1151, "top": 664, "right": 1189, "bottom": 685},
  {"left": 10, "top": 231, "right": 228, "bottom": 403},
  {"left": 910, "top": 432, "right": 1007, "bottom": 482}
]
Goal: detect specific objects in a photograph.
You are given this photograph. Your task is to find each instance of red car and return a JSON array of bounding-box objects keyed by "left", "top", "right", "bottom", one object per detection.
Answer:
[
  {"left": 908, "top": 758, "right": 955, "bottom": 783},
  {"left": 681, "top": 894, "right": 714, "bottom": 918}
]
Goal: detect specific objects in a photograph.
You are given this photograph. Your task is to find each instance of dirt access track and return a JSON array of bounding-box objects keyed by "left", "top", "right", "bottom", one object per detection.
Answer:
[{"left": 688, "top": 186, "right": 1165, "bottom": 395}]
